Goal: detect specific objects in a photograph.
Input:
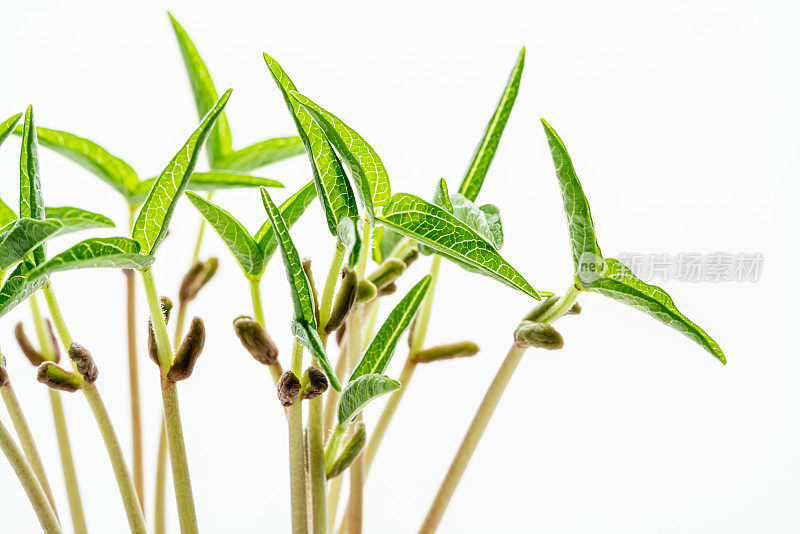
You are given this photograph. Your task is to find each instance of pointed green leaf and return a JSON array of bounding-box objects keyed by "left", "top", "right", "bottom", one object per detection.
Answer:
[
  {"left": 337, "top": 374, "right": 400, "bottom": 426},
  {"left": 378, "top": 193, "right": 540, "bottom": 299},
  {"left": 185, "top": 191, "right": 264, "bottom": 278},
  {"left": 433, "top": 178, "right": 454, "bottom": 213},
  {"left": 19, "top": 107, "right": 47, "bottom": 266},
  {"left": 131, "top": 171, "right": 284, "bottom": 204},
  {"left": 541, "top": 119, "right": 604, "bottom": 284},
  {"left": 219, "top": 137, "right": 306, "bottom": 172},
  {"left": 44, "top": 206, "right": 115, "bottom": 232},
  {"left": 588, "top": 258, "right": 725, "bottom": 363},
  {"left": 169, "top": 13, "right": 232, "bottom": 167},
  {"left": 14, "top": 125, "right": 139, "bottom": 198},
  {"left": 458, "top": 48, "right": 525, "bottom": 201},
  {"left": 0, "top": 197, "right": 17, "bottom": 228},
  {"left": 290, "top": 91, "right": 392, "bottom": 219},
  {"left": 350, "top": 275, "right": 432, "bottom": 381},
  {"left": 336, "top": 216, "right": 362, "bottom": 269},
  {"left": 0, "top": 261, "right": 48, "bottom": 318},
  {"left": 132, "top": 89, "right": 231, "bottom": 254},
  {"left": 263, "top": 53, "right": 358, "bottom": 236},
  {"left": 450, "top": 193, "right": 498, "bottom": 248},
  {"left": 27, "top": 237, "right": 154, "bottom": 280},
  {"left": 0, "top": 113, "right": 22, "bottom": 148},
  {"left": 254, "top": 181, "right": 317, "bottom": 261},
  {"left": 480, "top": 204, "right": 503, "bottom": 249},
  {"left": 291, "top": 320, "right": 341, "bottom": 392},
  {"left": 0, "top": 218, "right": 63, "bottom": 269}
]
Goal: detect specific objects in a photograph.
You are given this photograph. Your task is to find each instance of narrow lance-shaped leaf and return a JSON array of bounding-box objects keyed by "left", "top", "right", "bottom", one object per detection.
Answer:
[
  {"left": 168, "top": 13, "right": 233, "bottom": 167},
  {"left": 349, "top": 275, "right": 432, "bottom": 381},
  {"left": 0, "top": 261, "right": 48, "bottom": 318},
  {"left": 337, "top": 374, "right": 400, "bottom": 426},
  {"left": 13, "top": 125, "right": 139, "bottom": 198},
  {"left": 378, "top": 193, "right": 540, "bottom": 299},
  {"left": 0, "top": 112, "right": 22, "bottom": 147},
  {"left": 27, "top": 237, "right": 155, "bottom": 280},
  {"left": 458, "top": 48, "right": 525, "bottom": 201},
  {"left": 254, "top": 180, "right": 317, "bottom": 262},
  {"left": 433, "top": 178, "right": 454, "bottom": 213},
  {"left": 541, "top": 119, "right": 603, "bottom": 285},
  {"left": 291, "top": 90, "right": 393, "bottom": 220},
  {"left": 0, "top": 218, "right": 63, "bottom": 269},
  {"left": 588, "top": 258, "right": 726, "bottom": 363},
  {"left": 219, "top": 137, "right": 306, "bottom": 172},
  {"left": 44, "top": 206, "right": 115, "bottom": 232},
  {"left": 132, "top": 89, "right": 231, "bottom": 254},
  {"left": 185, "top": 191, "right": 264, "bottom": 278},
  {"left": 263, "top": 53, "right": 358, "bottom": 236},
  {"left": 131, "top": 171, "right": 283, "bottom": 204},
  {"left": 19, "top": 106, "right": 46, "bottom": 266},
  {"left": 261, "top": 188, "right": 340, "bottom": 391}
]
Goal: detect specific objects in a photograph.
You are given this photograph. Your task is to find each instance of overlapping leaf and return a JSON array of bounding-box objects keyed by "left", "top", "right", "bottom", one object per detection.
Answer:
[
  {"left": 349, "top": 276, "right": 432, "bottom": 381},
  {"left": 337, "top": 374, "right": 400, "bottom": 426},
  {"left": 131, "top": 171, "right": 283, "bottom": 204},
  {"left": 19, "top": 107, "right": 47, "bottom": 265},
  {"left": 0, "top": 261, "right": 48, "bottom": 318},
  {"left": 254, "top": 180, "right": 317, "bottom": 261},
  {"left": 263, "top": 53, "right": 358, "bottom": 236},
  {"left": 433, "top": 178, "right": 454, "bottom": 213},
  {"left": 44, "top": 206, "right": 115, "bottom": 232},
  {"left": 132, "top": 89, "right": 231, "bottom": 254},
  {"left": 480, "top": 204, "right": 503, "bottom": 249},
  {"left": 458, "top": 48, "right": 525, "bottom": 201},
  {"left": 291, "top": 91, "right": 392, "bottom": 220},
  {"left": 0, "top": 112, "right": 22, "bottom": 147},
  {"left": 27, "top": 237, "right": 154, "bottom": 280},
  {"left": 219, "top": 137, "right": 305, "bottom": 172},
  {"left": 378, "top": 193, "right": 540, "bottom": 299},
  {"left": 0, "top": 218, "right": 63, "bottom": 269},
  {"left": 0, "top": 198, "right": 17, "bottom": 228},
  {"left": 185, "top": 191, "right": 264, "bottom": 278}
]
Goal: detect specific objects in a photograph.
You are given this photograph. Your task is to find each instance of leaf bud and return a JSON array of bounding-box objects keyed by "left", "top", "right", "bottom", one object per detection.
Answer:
[
  {"left": 68, "top": 343, "right": 98, "bottom": 383},
  {"left": 179, "top": 258, "right": 218, "bottom": 303},
  {"left": 302, "top": 258, "right": 321, "bottom": 323},
  {"left": 148, "top": 296, "right": 173, "bottom": 365},
  {"left": 367, "top": 258, "right": 406, "bottom": 290},
  {"left": 413, "top": 341, "right": 479, "bottom": 363},
  {"left": 326, "top": 421, "right": 367, "bottom": 479},
  {"left": 300, "top": 367, "right": 329, "bottom": 400},
  {"left": 325, "top": 269, "right": 357, "bottom": 333},
  {"left": 0, "top": 364, "right": 8, "bottom": 388},
  {"left": 377, "top": 282, "right": 397, "bottom": 297},
  {"left": 14, "top": 322, "right": 45, "bottom": 366},
  {"left": 355, "top": 279, "right": 377, "bottom": 304},
  {"left": 514, "top": 321, "right": 564, "bottom": 350},
  {"left": 399, "top": 246, "right": 419, "bottom": 268},
  {"left": 277, "top": 371, "right": 301, "bottom": 407},
  {"left": 233, "top": 316, "right": 279, "bottom": 365},
  {"left": 37, "top": 362, "right": 80, "bottom": 392},
  {"left": 168, "top": 317, "right": 205, "bottom": 382}
]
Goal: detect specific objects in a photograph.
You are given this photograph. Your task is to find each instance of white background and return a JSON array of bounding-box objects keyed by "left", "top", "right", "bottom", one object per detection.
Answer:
[{"left": 0, "top": 1, "right": 796, "bottom": 532}]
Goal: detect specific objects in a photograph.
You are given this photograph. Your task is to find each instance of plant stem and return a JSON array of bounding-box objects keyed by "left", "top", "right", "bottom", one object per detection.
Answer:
[
  {"left": 250, "top": 278, "right": 283, "bottom": 385},
  {"left": 1, "top": 383, "right": 58, "bottom": 516},
  {"left": 318, "top": 240, "right": 346, "bottom": 337},
  {"left": 191, "top": 191, "right": 213, "bottom": 263},
  {"left": 418, "top": 344, "right": 526, "bottom": 534},
  {"left": 308, "top": 395, "right": 328, "bottom": 533},
  {"left": 288, "top": 339, "right": 308, "bottom": 534},
  {"left": 42, "top": 282, "right": 147, "bottom": 533},
  {"left": 364, "top": 254, "right": 441, "bottom": 471},
  {"left": 140, "top": 267, "right": 198, "bottom": 534},
  {"left": 343, "top": 307, "right": 364, "bottom": 534},
  {"left": 0, "top": 417, "right": 61, "bottom": 534}
]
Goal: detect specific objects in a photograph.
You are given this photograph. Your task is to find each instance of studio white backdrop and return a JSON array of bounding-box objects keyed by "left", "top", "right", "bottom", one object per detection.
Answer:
[{"left": 0, "top": 0, "right": 796, "bottom": 532}]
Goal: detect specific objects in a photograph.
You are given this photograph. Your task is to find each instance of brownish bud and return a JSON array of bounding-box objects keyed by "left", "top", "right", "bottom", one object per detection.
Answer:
[
  {"left": 302, "top": 258, "right": 321, "bottom": 323},
  {"left": 233, "top": 316, "right": 279, "bottom": 365},
  {"left": 168, "top": 317, "right": 205, "bottom": 381},
  {"left": 37, "top": 362, "right": 80, "bottom": 392},
  {"left": 277, "top": 371, "right": 301, "bottom": 407},
  {"left": 14, "top": 322, "right": 45, "bottom": 366},
  {"left": 514, "top": 321, "right": 564, "bottom": 350},
  {"left": 399, "top": 246, "right": 419, "bottom": 268},
  {"left": 325, "top": 269, "right": 357, "bottom": 333},
  {"left": 413, "top": 341, "right": 480, "bottom": 363},
  {"left": 567, "top": 302, "right": 582, "bottom": 315},
  {"left": 301, "top": 367, "right": 329, "bottom": 400},
  {"left": 179, "top": 258, "right": 218, "bottom": 303},
  {"left": 355, "top": 280, "right": 377, "bottom": 304},
  {"left": 148, "top": 296, "right": 173, "bottom": 365},
  {"left": 336, "top": 322, "right": 347, "bottom": 346},
  {"left": 68, "top": 343, "right": 98, "bottom": 383},
  {"left": 326, "top": 421, "right": 367, "bottom": 479},
  {"left": 377, "top": 282, "right": 397, "bottom": 297},
  {"left": 0, "top": 365, "right": 8, "bottom": 387},
  {"left": 368, "top": 258, "right": 406, "bottom": 290}
]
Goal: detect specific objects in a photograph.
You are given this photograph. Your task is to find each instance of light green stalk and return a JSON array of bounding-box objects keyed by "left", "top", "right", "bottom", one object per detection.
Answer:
[
  {"left": 250, "top": 278, "right": 284, "bottom": 385},
  {"left": 288, "top": 339, "right": 308, "bottom": 534}
]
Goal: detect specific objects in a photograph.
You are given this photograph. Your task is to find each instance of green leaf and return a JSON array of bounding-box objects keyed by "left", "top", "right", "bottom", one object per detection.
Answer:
[
  {"left": 290, "top": 91, "right": 392, "bottom": 220},
  {"left": 291, "top": 320, "right": 341, "bottom": 392},
  {"left": 263, "top": 53, "right": 358, "bottom": 237},
  {"left": 168, "top": 13, "right": 233, "bottom": 168},
  {"left": 131, "top": 171, "right": 284, "bottom": 204},
  {"left": 26, "top": 237, "right": 155, "bottom": 280},
  {"left": 378, "top": 193, "right": 540, "bottom": 299},
  {"left": 349, "top": 275, "right": 432, "bottom": 381},
  {"left": 373, "top": 225, "right": 405, "bottom": 265},
  {"left": 44, "top": 206, "right": 115, "bottom": 232},
  {"left": 336, "top": 216, "right": 362, "bottom": 269},
  {"left": 0, "top": 112, "right": 22, "bottom": 148},
  {"left": 14, "top": 125, "right": 139, "bottom": 198},
  {"left": 450, "top": 193, "right": 498, "bottom": 248},
  {"left": 185, "top": 191, "right": 264, "bottom": 278},
  {"left": 219, "top": 137, "right": 306, "bottom": 172},
  {"left": 0, "top": 261, "right": 48, "bottom": 318},
  {"left": 337, "top": 374, "right": 400, "bottom": 426},
  {"left": 458, "top": 48, "right": 525, "bottom": 201},
  {"left": 480, "top": 204, "right": 503, "bottom": 249},
  {"left": 19, "top": 107, "right": 46, "bottom": 266},
  {"left": 0, "top": 218, "right": 63, "bottom": 269},
  {"left": 254, "top": 181, "right": 317, "bottom": 262},
  {"left": 540, "top": 119, "right": 604, "bottom": 285},
  {"left": 132, "top": 89, "right": 231, "bottom": 254},
  {"left": 0, "top": 197, "right": 17, "bottom": 228},
  {"left": 433, "top": 178, "right": 454, "bottom": 213},
  {"left": 588, "top": 258, "right": 725, "bottom": 363}
]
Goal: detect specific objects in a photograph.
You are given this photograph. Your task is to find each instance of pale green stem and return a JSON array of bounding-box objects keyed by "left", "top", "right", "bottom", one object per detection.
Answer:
[
  {"left": 318, "top": 240, "right": 346, "bottom": 337},
  {"left": 191, "top": 191, "right": 214, "bottom": 263},
  {"left": 0, "top": 417, "right": 61, "bottom": 534},
  {"left": 42, "top": 282, "right": 147, "bottom": 533},
  {"left": 140, "top": 267, "right": 198, "bottom": 534},
  {"left": 288, "top": 339, "right": 308, "bottom": 534},
  {"left": 342, "top": 307, "right": 365, "bottom": 534},
  {"left": 308, "top": 396, "right": 328, "bottom": 534},
  {"left": 1, "top": 384, "right": 58, "bottom": 516},
  {"left": 250, "top": 278, "right": 283, "bottom": 385},
  {"left": 327, "top": 474, "right": 343, "bottom": 528}
]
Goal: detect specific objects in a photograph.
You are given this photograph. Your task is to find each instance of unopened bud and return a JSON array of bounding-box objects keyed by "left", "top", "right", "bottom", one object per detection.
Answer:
[
  {"left": 368, "top": 258, "right": 406, "bottom": 290},
  {"left": 567, "top": 302, "right": 582, "bottom": 315},
  {"left": 37, "top": 362, "right": 80, "bottom": 392},
  {"left": 355, "top": 280, "right": 377, "bottom": 304},
  {"left": 326, "top": 421, "right": 367, "bottom": 479},
  {"left": 179, "top": 258, "right": 218, "bottom": 303},
  {"left": 413, "top": 341, "right": 479, "bottom": 363},
  {"left": 277, "top": 371, "right": 301, "bottom": 407},
  {"left": 168, "top": 317, "right": 205, "bottom": 381},
  {"left": 514, "top": 321, "right": 564, "bottom": 350},
  {"left": 0, "top": 365, "right": 8, "bottom": 387},
  {"left": 325, "top": 269, "right": 357, "bottom": 333},
  {"left": 14, "top": 322, "right": 45, "bottom": 366},
  {"left": 68, "top": 343, "right": 98, "bottom": 383},
  {"left": 148, "top": 296, "right": 173, "bottom": 365},
  {"left": 301, "top": 367, "right": 329, "bottom": 400},
  {"left": 302, "top": 258, "right": 321, "bottom": 323},
  {"left": 399, "top": 246, "right": 419, "bottom": 268},
  {"left": 233, "top": 316, "right": 279, "bottom": 365},
  {"left": 336, "top": 322, "right": 347, "bottom": 346},
  {"left": 377, "top": 282, "right": 397, "bottom": 297},
  {"left": 521, "top": 296, "right": 559, "bottom": 323}
]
